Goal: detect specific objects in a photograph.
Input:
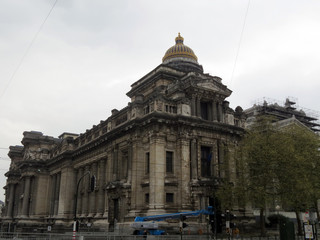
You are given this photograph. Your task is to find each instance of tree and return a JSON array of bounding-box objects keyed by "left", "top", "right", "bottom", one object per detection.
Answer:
[
  {"left": 276, "top": 124, "right": 320, "bottom": 235},
  {"left": 236, "top": 117, "right": 320, "bottom": 236},
  {"left": 238, "top": 116, "right": 284, "bottom": 236}
]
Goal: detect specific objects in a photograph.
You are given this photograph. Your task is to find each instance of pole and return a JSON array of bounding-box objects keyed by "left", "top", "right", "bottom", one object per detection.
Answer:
[
  {"left": 180, "top": 214, "right": 183, "bottom": 240},
  {"left": 226, "top": 210, "right": 231, "bottom": 240},
  {"left": 73, "top": 171, "right": 90, "bottom": 240},
  {"left": 72, "top": 221, "right": 77, "bottom": 240},
  {"left": 275, "top": 205, "right": 280, "bottom": 237},
  {"left": 214, "top": 199, "right": 217, "bottom": 240}
]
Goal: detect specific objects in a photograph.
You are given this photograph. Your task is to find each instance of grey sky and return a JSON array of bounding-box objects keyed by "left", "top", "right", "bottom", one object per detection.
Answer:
[{"left": 0, "top": 0, "right": 319, "bottom": 201}]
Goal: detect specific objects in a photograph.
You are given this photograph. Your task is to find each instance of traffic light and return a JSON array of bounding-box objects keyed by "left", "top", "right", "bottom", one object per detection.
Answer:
[
  {"left": 230, "top": 213, "right": 236, "bottom": 229},
  {"left": 225, "top": 210, "right": 237, "bottom": 233},
  {"left": 180, "top": 215, "right": 188, "bottom": 230},
  {"left": 180, "top": 215, "right": 187, "bottom": 221},
  {"left": 214, "top": 211, "right": 225, "bottom": 233},
  {"left": 90, "top": 175, "right": 96, "bottom": 192}
]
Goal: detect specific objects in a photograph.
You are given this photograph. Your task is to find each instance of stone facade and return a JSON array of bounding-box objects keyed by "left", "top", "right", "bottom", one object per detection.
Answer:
[{"left": 2, "top": 34, "right": 246, "bottom": 233}]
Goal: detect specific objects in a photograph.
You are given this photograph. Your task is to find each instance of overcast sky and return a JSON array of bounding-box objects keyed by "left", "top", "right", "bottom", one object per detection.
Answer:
[{"left": 0, "top": 0, "right": 319, "bottom": 201}]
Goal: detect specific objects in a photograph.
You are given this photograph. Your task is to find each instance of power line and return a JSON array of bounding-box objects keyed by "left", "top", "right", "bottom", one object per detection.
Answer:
[
  {"left": 230, "top": 0, "right": 251, "bottom": 86},
  {"left": 0, "top": 0, "right": 58, "bottom": 100}
]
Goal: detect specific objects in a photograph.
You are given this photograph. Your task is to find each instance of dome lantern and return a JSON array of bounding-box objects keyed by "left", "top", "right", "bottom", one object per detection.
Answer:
[{"left": 175, "top": 32, "right": 184, "bottom": 44}]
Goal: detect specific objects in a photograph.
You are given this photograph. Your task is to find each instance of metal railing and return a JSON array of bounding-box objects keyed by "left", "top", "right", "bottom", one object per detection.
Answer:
[{"left": 0, "top": 232, "right": 311, "bottom": 240}]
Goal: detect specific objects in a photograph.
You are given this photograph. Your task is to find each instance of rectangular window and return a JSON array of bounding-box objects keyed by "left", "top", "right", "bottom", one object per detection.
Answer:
[
  {"left": 201, "top": 102, "right": 209, "bottom": 120},
  {"left": 165, "top": 105, "right": 177, "bottom": 113},
  {"left": 166, "top": 151, "right": 173, "bottom": 173},
  {"left": 144, "top": 106, "right": 150, "bottom": 115},
  {"left": 145, "top": 193, "right": 149, "bottom": 204},
  {"left": 201, "top": 146, "right": 212, "bottom": 177},
  {"left": 166, "top": 193, "right": 174, "bottom": 203},
  {"left": 113, "top": 199, "right": 119, "bottom": 221},
  {"left": 172, "top": 106, "right": 177, "bottom": 114},
  {"left": 145, "top": 152, "right": 150, "bottom": 174}
]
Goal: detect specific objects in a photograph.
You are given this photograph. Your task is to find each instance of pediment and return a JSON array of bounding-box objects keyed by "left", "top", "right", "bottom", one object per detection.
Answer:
[{"left": 197, "top": 82, "right": 218, "bottom": 91}]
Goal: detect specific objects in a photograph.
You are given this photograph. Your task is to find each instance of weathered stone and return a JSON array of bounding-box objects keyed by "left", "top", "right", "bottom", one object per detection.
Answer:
[{"left": 2, "top": 34, "right": 246, "bottom": 233}]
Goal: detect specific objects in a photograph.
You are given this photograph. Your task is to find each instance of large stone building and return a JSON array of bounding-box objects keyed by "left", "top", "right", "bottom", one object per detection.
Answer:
[
  {"left": 2, "top": 34, "right": 247, "bottom": 233},
  {"left": 245, "top": 98, "right": 320, "bottom": 132}
]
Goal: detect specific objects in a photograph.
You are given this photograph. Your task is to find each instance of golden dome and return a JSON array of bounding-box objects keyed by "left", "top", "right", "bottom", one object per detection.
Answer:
[{"left": 162, "top": 33, "right": 198, "bottom": 63}]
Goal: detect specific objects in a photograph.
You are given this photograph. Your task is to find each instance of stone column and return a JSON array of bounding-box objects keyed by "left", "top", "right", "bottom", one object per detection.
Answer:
[
  {"left": 196, "top": 97, "right": 201, "bottom": 117},
  {"left": 54, "top": 173, "right": 61, "bottom": 216},
  {"left": 77, "top": 167, "right": 84, "bottom": 216},
  {"left": 88, "top": 162, "right": 97, "bottom": 217},
  {"left": 212, "top": 100, "right": 218, "bottom": 122},
  {"left": 191, "top": 96, "right": 196, "bottom": 116},
  {"left": 212, "top": 141, "right": 219, "bottom": 178},
  {"left": 208, "top": 103, "right": 213, "bottom": 121},
  {"left": 21, "top": 176, "right": 31, "bottom": 217},
  {"left": 218, "top": 102, "right": 223, "bottom": 122},
  {"left": 50, "top": 175, "right": 56, "bottom": 216},
  {"left": 113, "top": 146, "right": 118, "bottom": 181},
  {"left": 6, "top": 183, "right": 15, "bottom": 218},
  {"left": 149, "top": 135, "right": 165, "bottom": 212},
  {"left": 190, "top": 139, "right": 198, "bottom": 179},
  {"left": 129, "top": 138, "right": 138, "bottom": 213},
  {"left": 81, "top": 165, "right": 89, "bottom": 217},
  {"left": 33, "top": 173, "right": 50, "bottom": 217},
  {"left": 58, "top": 164, "right": 75, "bottom": 217},
  {"left": 127, "top": 143, "right": 132, "bottom": 183},
  {"left": 218, "top": 142, "right": 225, "bottom": 178},
  {"left": 97, "top": 159, "right": 106, "bottom": 217},
  {"left": 103, "top": 194, "right": 109, "bottom": 218},
  {"left": 180, "top": 138, "right": 191, "bottom": 209}
]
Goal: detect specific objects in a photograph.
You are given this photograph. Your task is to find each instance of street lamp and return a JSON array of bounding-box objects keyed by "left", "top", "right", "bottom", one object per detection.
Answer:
[
  {"left": 275, "top": 205, "right": 280, "bottom": 235},
  {"left": 73, "top": 171, "right": 95, "bottom": 240}
]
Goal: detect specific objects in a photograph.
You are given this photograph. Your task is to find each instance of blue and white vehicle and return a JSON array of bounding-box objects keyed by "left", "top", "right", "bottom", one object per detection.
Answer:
[{"left": 131, "top": 206, "right": 214, "bottom": 235}]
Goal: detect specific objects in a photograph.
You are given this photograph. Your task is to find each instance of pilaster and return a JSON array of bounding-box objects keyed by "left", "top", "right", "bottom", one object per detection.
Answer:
[
  {"left": 96, "top": 159, "right": 106, "bottom": 217},
  {"left": 179, "top": 137, "right": 191, "bottom": 209},
  {"left": 58, "top": 163, "right": 75, "bottom": 218},
  {"left": 6, "top": 183, "right": 15, "bottom": 218},
  {"left": 218, "top": 102, "right": 223, "bottom": 122},
  {"left": 81, "top": 165, "right": 90, "bottom": 217},
  {"left": 191, "top": 96, "right": 196, "bottom": 116},
  {"left": 149, "top": 134, "right": 165, "bottom": 212},
  {"left": 54, "top": 173, "right": 61, "bottom": 216},
  {"left": 21, "top": 176, "right": 31, "bottom": 218},
  {"left": 212, "top": 100, "right": 218, "bottom": 121},
  {"left": 196, "top": 97, "right": 201, "bottom": 117},
  {"left": 128, "top": 137, "right": 139, "bottom": 213},
  {"left": 33, "top": 173, "right": 50, "bottom": 216},
  {"left": 88, "top": 162, "right": 97, "bottom": 217},
  {"left": 190, "top": 139, "right": 198, "bottom": 179},
  {"left": 77, "top": 167, "right": 84, "bottom": 216}
]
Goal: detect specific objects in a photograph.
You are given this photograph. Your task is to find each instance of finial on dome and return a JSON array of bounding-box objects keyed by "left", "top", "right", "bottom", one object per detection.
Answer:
[{"left": 175, "top": 32, "right": 184, "bottom": 44}]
